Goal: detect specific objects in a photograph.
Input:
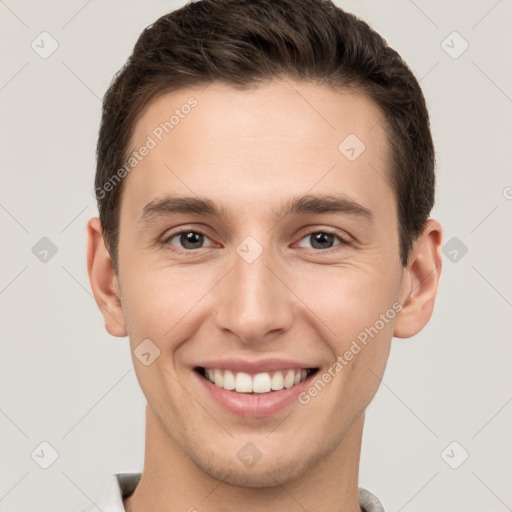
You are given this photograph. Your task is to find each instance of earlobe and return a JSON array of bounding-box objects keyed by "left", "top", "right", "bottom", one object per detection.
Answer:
[
  {"left": 86, "top": 217, "right": 127, "bottom": 337},
  {"left": 393, "top": 219, "right": 443, "bottom": 339}
]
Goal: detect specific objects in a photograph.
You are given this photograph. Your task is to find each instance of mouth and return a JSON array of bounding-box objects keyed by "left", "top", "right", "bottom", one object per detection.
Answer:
[{"left": 194, "top": 366, "right": 319, "bottom": 394}]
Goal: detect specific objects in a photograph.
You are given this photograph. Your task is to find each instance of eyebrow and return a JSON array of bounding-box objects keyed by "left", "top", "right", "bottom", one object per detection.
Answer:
[
  {"left": 139, "top": 193, "right": 373, "bottom": 225},
  {"left": 276, "top": 194, "right": 374, "bottom": 222}
]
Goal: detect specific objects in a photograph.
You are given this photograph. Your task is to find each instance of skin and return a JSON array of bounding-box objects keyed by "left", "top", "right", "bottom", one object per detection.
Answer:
[{"left": 87, "top": 80, "right": 442, "bottom": 512}]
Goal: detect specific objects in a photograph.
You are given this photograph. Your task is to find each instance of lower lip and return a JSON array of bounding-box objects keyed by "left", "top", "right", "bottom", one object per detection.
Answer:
[{"left": 193, "top": 370, "right": 316, "bottom": 418}]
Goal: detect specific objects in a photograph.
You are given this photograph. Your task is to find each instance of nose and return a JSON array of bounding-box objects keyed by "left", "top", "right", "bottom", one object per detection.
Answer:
[{"left": 213, "top": 244, "right": 294, "bottom": 344}]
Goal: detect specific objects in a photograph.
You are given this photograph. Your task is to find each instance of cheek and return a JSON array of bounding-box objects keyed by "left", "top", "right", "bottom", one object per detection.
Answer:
[
  {"left": 305, "top": 274, "right": 396, "bottom": 415},
  {"left": 294, "top": 263, "right": 400, "bottom": 345},
  {"left": 120, "top": 265, "right": 214, "bottom": 348}
]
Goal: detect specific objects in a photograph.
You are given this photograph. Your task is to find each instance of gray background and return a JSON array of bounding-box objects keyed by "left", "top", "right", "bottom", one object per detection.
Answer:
[{"left": 1, "top": 1, "right": 511, "bottom": 511}]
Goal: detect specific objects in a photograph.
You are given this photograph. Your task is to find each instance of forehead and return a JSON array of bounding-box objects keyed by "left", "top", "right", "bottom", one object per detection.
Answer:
[{"left": 122, "top": 80, "right": 394, "bottom": 223}]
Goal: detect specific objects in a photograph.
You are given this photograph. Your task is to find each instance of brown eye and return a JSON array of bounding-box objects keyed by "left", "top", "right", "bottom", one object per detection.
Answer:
[
  {"left": 167, "top": 231, "right": 212, "bottom": 250},
  {"left": 297, "top": 231, "right": 346, "bottom": 250},
  {"left": 309, "top": 232, "right": 335, "bottom": 249}
]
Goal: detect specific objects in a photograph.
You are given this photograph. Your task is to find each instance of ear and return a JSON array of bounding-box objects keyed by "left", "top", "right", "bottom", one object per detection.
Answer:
[
  {"left": 394, "top": 219, "right": 443, "bottom": 338},
  {"left": 86, "top": 217, "right": 127, "bottom": 337}
]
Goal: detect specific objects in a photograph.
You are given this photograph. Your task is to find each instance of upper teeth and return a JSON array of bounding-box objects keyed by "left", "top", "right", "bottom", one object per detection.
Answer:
[{"left": 204, "top": 368, "right": 310, "bottom": 393}]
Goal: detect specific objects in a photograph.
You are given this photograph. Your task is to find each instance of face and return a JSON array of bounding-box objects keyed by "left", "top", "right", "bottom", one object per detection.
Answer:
[{"left": 113, "top": 80, "right": 410, "bottom": 486}]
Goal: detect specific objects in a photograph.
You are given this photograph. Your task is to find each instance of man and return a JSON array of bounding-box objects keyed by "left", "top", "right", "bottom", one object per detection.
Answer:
[{"left": 85, "top": 0, "right": 442, "bottom": 510}]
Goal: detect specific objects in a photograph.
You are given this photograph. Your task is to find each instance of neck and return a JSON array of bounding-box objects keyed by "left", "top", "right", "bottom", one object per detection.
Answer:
[{"left": 124, "top": 404, "right": 364, "bottom": 512}]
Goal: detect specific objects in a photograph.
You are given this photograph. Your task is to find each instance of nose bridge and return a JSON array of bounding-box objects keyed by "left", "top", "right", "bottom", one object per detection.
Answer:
[
  {"left": 235, "top": 252, "right": 273, "bottom": 308},
  {"left": 214, "top": 239, "right": 293, "bottom": 341}
]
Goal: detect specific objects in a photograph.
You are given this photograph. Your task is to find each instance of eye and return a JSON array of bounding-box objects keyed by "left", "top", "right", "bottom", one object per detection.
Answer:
[
  {"left": 165, "top": 230, "right": 214, "bottom": 250},
  {"left": 296, "top": 231, "right": 347, "bottom": 250}
]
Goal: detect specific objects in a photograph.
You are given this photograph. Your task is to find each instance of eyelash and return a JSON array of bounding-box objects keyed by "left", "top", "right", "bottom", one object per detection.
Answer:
[
  {"left": 161, "top": 228, "right": 351, "bottom": 252},
  {"left": 296, "top": 229, "right": 350, "bottom": 250}
]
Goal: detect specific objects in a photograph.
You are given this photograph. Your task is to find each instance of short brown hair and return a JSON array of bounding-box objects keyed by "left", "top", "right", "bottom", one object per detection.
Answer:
[{"left": 95, "top": 0, "right": 435, "bottom": 271}]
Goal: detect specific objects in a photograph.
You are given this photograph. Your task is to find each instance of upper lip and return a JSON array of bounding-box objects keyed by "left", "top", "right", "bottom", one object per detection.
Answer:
[{"left": 194, "top": 358, "right": 319, "bottom": 374}]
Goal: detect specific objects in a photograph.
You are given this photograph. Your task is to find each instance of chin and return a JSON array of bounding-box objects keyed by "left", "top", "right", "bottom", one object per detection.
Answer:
[
  {"left": 186, "top": 443, "right": 325, "bottom": 488},
  {"left": 199, "top": 460, "right": 305, "bottom": 488}
]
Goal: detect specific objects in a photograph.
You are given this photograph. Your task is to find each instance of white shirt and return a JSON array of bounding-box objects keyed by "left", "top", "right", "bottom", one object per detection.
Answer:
[{"left": 79, "top": 473, "right": 385, "bottom": 512}]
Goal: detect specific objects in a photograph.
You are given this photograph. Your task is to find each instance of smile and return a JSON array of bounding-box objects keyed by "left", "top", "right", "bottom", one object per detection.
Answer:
[{"left": 196, "top": 367, "right": 318, "bottom": 394}]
